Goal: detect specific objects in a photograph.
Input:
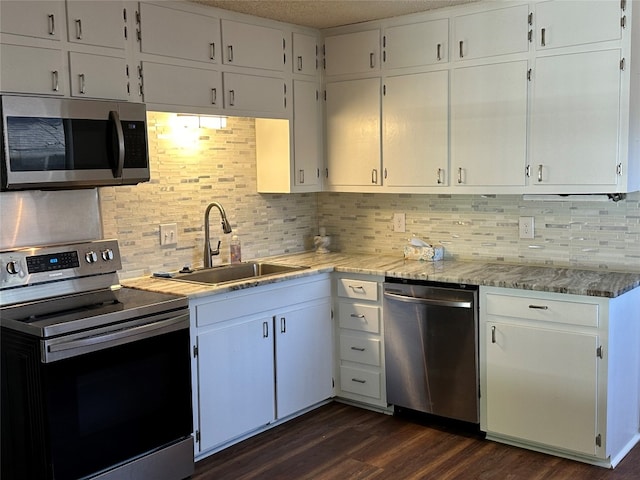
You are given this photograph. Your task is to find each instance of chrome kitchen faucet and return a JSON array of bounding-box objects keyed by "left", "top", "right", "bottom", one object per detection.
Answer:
[{"left": 203, "top": 201, "right": 233, "bottom": 268}]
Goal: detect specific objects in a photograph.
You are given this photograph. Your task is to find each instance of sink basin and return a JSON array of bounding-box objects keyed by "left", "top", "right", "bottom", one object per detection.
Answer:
[{"left": 170, "top": 262, "right": 308, "bottom": 285}]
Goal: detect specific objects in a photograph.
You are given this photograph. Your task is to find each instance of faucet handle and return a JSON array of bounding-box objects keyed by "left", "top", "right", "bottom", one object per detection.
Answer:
[{"left": 211, "top": 240, "right": 221, "bottom": 256}]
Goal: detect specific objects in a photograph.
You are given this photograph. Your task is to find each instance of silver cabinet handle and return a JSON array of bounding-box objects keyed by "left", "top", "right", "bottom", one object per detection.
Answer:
[
  {"left": 209, "top": 42, "right": 216, "bottom": 60},
  {"left": 371, "top": 169, "right": 378, "bottom": 184},
  {"left": 211, "top": 88, "right": 217, "bottom": 105},
  {"left": 350, "top": 313, "right": 365, "bottom": 318},
  {"left": 458, "top": 167, "right": 463, "bottom": 184},
  {"left": 263, "top": 321, "right": 269, "bottom": 338},
  {"left": 437, "top": 168, "right": 444, "bottom": 184},
  {"left": 229, "top": 89, "right": 235, "bottom": 106},
  {"left": 48, "top": 14, "right": 55, "bottom": 35},
  {"left": 541, "top": 27, "right": 546, "bottom": 46},
  {"left": 227, "top": 45, "right": 234, "bottom": 62},
  {"left": 437, "top": 43, "right": 442, "bottom": 61},
  {"left": 352, "top": 378, "right": 366, "bottom": 384},
  {"left": 459, "top": 40, "right": 464, "bottom": 58},
  {"left": 528, "top": 304, "right": 549, "bottom": 310},
  {"left": 351, "top": 346, "right": 366, "bottom": 352},
  {"left": 491, "top": 325, "right": 496, "bottom": 343},
  {"left": 349, "top": 285, "right": 366, "bottom": 293},
  {"left": 79, "top": 73, "right": 86, "bottom": 94},
  {"left": 369, "top": 52, "right": 375, "bottom": 68},
  {"left": 75, "top": 18, "right": 82, "bottom": 39},
  {"left": 51, "top": 70, "right": 59, "bottom": 91},
  {"left": 299, "top": 169, "right": 304, "bottom": 184},
  {"left": 538, "top": 164, "right": 544, "bottom": 182},
  {"left": 297, "top": 55, "right": 303, "bottom": 71},
  {"left": 280, "top": 317, "right": 286, "bottom": 333}
]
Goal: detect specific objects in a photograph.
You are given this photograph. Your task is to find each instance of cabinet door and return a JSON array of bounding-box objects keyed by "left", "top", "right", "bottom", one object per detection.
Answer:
[
  {"left": 486, "top": 322, "right": 599, "bottom": 456},
  {"left": 0, "top": 0, "right": 63, "bottom": 40},
  {"left": 66, "top": 0, "right": 126, "bottom": 49},
  {"left": 292, "top": 32, "right": 318, "bottom": 75},
  {"left": 383, "top": 71, "right": 448, "bottom": 187},
  {"left": 138, "top": 3, "right": 220, "bottom": 63},
  {"left": 293, "top": 79, "right": 322, "bottom": 187},
  {"left": 0, "top": 44, "right": 66, "bottom": 96},
  {"left": 530, "top": 49, "right": 621, "bottom": 187},
  {"left": 453, "top": 4, "right": 529, "bottom": 60},
  {"left": 142, "top": 62, "right": 222, "bottom": 108},
  {"left": 221, "top": 20, "right": 285, "bottom": 71},
  {"left": 384, "top": 19, "right": 448, "bottom": 69},
  {"left": 326, "top": 78, "right": 381, "bottom": 187},
  {"left": 275, "top": 301, "right": 333, "bottom": 418},
  {"left": 197, "top": 317, "right": 275, "bottom": 452},
  {"left": 535, "top": 1, "right": 622, "bottom": 50},
  {"left": 324, "top": 30, "right": 380, "bottom": 76},
  {"left": 69, "top": 52, "right": 128, "bottom": 100},
  {"left": 451, "top": 60, "right": 528, "bottom": 187},
  {"left": 224, "top": 72, "right": 286, "bottom": 114}
]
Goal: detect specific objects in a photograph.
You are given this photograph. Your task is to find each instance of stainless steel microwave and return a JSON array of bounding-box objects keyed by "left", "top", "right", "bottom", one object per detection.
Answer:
[{"left": 1, "top": 95, "right": 150, "bottom": 191}]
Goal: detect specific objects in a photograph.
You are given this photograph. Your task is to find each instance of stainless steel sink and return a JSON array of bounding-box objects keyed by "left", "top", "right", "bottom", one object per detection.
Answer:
[{"left": 170, "top": 262, "right": 308, "bottom": 285}]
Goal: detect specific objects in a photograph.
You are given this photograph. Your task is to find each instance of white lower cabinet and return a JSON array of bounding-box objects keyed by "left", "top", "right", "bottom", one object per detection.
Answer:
[
  {"left": 334, "top": 274, "right": 389, "bottom": 410},
  {"left": 480, "top": 286, "right": 640, "bottom": 467},
  {"left": 191, "top": 275, "right": 333, "bottom": 458}
]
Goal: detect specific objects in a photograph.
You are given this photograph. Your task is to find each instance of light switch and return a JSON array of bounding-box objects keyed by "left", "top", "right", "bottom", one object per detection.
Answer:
[{"left": 160, "top": 223, "right": 178, "bottom": 246}]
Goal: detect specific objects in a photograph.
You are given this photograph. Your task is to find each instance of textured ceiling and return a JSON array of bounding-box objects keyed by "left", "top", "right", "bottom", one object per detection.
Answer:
[{"left": 191, "top": 0, "right": 478, "bottom": 29}]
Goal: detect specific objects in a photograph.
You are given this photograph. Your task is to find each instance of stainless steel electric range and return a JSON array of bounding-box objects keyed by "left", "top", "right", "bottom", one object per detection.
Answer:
[{"left": 1, "top": 239, "right": 194, "bottom": 480}]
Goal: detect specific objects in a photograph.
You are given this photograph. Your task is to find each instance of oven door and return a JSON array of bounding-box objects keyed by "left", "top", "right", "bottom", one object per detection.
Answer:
[{"left": 1, "top": 313, "right": 193, "bottom": 480}]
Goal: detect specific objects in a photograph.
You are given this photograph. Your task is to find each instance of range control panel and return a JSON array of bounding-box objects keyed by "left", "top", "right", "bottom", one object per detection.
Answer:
[{"left": 0, "top": 239, "right": 122, "bottom": 289}]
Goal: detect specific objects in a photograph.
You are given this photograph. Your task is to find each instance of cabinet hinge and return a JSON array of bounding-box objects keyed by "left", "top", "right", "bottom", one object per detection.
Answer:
[
  {"left": 325, "top": 167, "right": 329, "bottom": 179},
  {"left": 193, "top": 345, "right": 198, "bottom": 358},
  {"left": 317, "top": 168, "right": 320, "bottom": 178},
  {"left": 332, "top": 377, "right": 335, "bottom": 388},
  {"left": 330, "top": 309, "right": 334, "bottom": 319},
  {"left": 383, "top": 84, "right": 386, "bottom": 95},
  {"left": 617, "top": 163, "right": 623, "bottom": 176},
  {"left": 195, "top": 430, "right": 201, "bottom": 443},
  {"left": 621, "top": 0, "right": 627, "bottom": 12},
  {"left": 596, "top": 345, "right": 604, "bottom": 359},
  {"left": 383, "top": 35, "right": 386, "bottom": 48},
  {"left": 316, "top": 89, "right": 319, "bottom": 101},
  {"left": 621, "top": 15, "right": 627, "bottom": 28},
  {"left": 528, "top": 12, "right": 533, "bottom": 25},
  {"left": 527, "top": 68, "right": 532, "bottom": 81},
  {"left": 323, "top": 90, "right": 327, "bottom": 101},
  {"left": 136, "top": 28, "right": 141, "bottom": 42},
  {"left": 124, "top": 25, "right": 128, "bottom": 40},
  {"left": 620, "top": 57, "right": 626, "bottom": 70},
  {"left": 528, "top": 29, "right": 533, "bottom": 43},
  {"left": 525, "top": 164, "right": 531, "bottom": 177},
  {"left": 596, "top": 434, "right": 602, "bottom": 447},
  {"left": 135, "top": 10, "right": 141, "bottom": 24}
]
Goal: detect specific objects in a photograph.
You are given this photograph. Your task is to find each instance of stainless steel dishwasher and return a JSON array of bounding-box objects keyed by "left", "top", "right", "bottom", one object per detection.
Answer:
[{"left": 383, "top": 278, "right": 479, "bottom": 424}]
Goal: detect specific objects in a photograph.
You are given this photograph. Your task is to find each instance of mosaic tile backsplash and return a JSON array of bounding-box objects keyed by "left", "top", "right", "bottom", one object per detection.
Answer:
[{"left": 100, "top": 112, "right": 640, "bottom": 278}]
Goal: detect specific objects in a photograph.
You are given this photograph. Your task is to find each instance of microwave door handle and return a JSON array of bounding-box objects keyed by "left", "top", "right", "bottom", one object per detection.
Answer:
[{"left": 109, "top": 110, "right": 125, "bottom": 178}]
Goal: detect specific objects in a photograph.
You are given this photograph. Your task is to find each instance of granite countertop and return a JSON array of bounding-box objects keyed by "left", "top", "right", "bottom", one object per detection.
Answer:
[{"left": 120, "top": 251, "right": 640, "bottom": 299}]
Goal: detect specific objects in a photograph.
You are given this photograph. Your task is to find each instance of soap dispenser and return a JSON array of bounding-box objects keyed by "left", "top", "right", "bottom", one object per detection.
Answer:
[{"left": 230, "top": 234, "right": 241, "bottom": 263}]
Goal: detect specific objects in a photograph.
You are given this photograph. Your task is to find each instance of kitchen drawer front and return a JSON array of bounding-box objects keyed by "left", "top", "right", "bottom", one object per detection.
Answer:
[
  {"left": 339, "top": 333, "right": 381, "bottom": 366},
  {"left": 485, "top": 293, "right": 599, "bottom": 328},
  {"left": 337, "top": 278, "right": 379, "bottom": 301},
  {"left": 340, "top": 365, "right": 381, "bottom": 399},
  {"left": 338, "top": 302, "right": 380, "bottom": 333}
]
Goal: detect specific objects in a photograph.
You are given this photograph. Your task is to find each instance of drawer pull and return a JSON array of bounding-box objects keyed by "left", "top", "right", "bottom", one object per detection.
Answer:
[
  {"left": 349, "top": 285, "right": 366, "bottom": 293},
  {"left": 528, "top": 304, "right": 549, "bottom": 310},
  {"left": 350, "top": 346, "right": 366, "bottom": 352},
  {"left": 352, "top": 378, "right": 366, "bottom": 384},
  {"left": 350, "top": 313, "right": 365, "bottom": 318}
]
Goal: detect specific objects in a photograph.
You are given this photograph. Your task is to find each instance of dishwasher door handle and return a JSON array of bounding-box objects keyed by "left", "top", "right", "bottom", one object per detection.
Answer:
[{"left": 383, "top": 291, "right": 472, "bottom": 309}]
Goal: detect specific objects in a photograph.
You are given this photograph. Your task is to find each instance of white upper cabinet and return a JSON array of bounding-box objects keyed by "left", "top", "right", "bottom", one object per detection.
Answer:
[
  {"left": 529, "top": 49, "right": 621, "bottom": 188},
  {"left": 292, "top": 32, "right": 318, "bottom": 75},
  {"left": 383, "top": 18, "right": 449, "bottom": 69},
  {"left": 142, "top": 62, "right": 222, "bottom": 109},
  {"left": 293, "top": 79, "right": 322, "bottom": 188},
  {"left": 66, "top": 0, "right": 126, "bottom": 50},
  {"left": 324, "top": 29, "right": 381, "bottom": 76},
  {"left": 325, "top": 78, "right": 381, "bottom": 187},
  {"left": 453, "top": 4, "right": 529, "bottom": 60},
  {"left": 223, "top": 72, "right": 286, "bottom": 114},
  {"left": 383, "top": 71, "right": 448, "bottom": 187},
  {"left": 0, "top": 0, "right": 63, "bottom": 40},
  {"left": 534, "top": 0, "right": 622, "bottom": 50},
  {"left": 451, "top": 60, "right": 528, "bottom": 187},
  {"left": 69, "top": 52, "right": 128, "bottom": 100},
  {"left": 0, "top": 44, "right": 66, "bottom": 96},
  {"left": 221, "top": 19, "right": 285, "bottom": 71},
  {"left": 138, "top": 3, "right": 220, "bottom": 63}
]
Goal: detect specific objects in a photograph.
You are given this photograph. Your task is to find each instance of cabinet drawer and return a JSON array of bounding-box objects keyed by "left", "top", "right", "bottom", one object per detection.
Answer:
[
  {"left": 339, "top": 333, "right": 380, "bottom": 366},
  {"left": 338, "top": 302, "right": 380, "bottom": 333},
  {"left": 337, "top": 278, "right": 378, "bottom": 301},
  {"left": 340, "top": 365, "right": 381, "bottom": 399},
  {"left": 485, "top": 293, "right": 598, "bottom": 328}
]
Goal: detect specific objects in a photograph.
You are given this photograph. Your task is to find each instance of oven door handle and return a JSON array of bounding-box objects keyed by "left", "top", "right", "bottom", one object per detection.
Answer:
[
  {"left": 383, "top": 291, "right": 472, "bottom": 309},
  {"left": 44, "top": 313, "right": 189, "bottom": 362}
]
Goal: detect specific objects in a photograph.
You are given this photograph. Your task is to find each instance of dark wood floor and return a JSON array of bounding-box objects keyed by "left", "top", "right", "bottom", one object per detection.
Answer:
[{"left": 193, "top": 402, "right": 640, "bottom": 480}]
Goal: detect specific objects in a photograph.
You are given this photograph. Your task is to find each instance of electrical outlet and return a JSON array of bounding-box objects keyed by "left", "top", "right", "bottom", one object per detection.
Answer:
[
  {"left": 519, "top": 217, "right": 534, "bottom": 239},
  {"left": 393, "top": 213, "right": 406, "bottom": 233},
  {"left": 160, "top": 223, "right": 178, "bottom": 246}
]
